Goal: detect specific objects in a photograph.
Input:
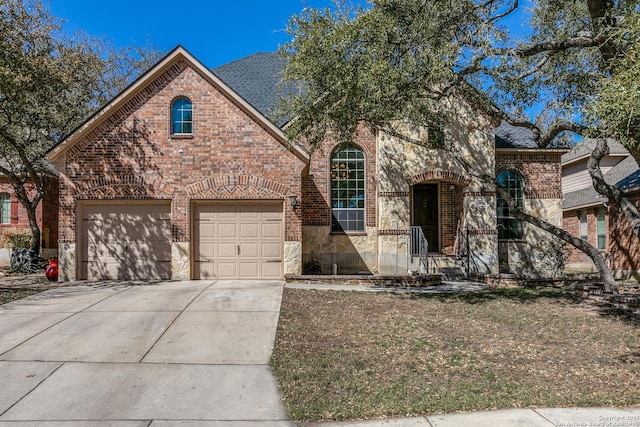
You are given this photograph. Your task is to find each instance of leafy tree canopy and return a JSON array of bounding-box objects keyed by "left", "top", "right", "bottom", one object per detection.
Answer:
[
  {"left": 0, "top": 0, "right": 162, "bottom": 253},
  {"left": 279, "top": 0, "right": 640, "bottom": 154}
]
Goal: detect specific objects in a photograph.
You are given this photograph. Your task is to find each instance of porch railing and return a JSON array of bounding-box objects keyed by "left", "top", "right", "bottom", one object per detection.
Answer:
[{"left": 410, "top": 226, "right": 429, "bottom": 274}]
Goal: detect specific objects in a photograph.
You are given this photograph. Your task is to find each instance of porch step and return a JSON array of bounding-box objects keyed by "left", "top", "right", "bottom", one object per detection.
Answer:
[{"left": 428, "top": 256, "right": 467, "bottom": 281}]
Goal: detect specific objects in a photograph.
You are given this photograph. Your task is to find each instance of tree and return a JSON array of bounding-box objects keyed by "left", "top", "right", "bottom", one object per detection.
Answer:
[
  {"left": 278, "top": 0, "right": 640, "bottom": 292},
  {"left": 0, "top": 0, "right": 162, "bottom": 255}
]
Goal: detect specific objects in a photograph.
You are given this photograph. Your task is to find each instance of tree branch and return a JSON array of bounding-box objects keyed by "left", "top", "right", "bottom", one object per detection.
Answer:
[{"left": 588, "top": 138, "right": 640, "bottom": 237}]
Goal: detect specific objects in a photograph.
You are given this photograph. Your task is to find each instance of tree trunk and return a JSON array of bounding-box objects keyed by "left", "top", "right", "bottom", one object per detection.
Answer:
[
  {"left": 495, "top": 185, "right": 618, "bottom": 293},
  {"left": 587, "top": 139, "right": 640, "bottom": 237},
  {"left": 10, "top": 181, "right": 43, "bottom": 256},
  {"left": 25, "top": 202, "right": 41, "bottom": 256}
]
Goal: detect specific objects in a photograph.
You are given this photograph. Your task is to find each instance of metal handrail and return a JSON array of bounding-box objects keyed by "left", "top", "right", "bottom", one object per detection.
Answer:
[{"left": 410, "top": 226, "right": 429, "bottom": 273}]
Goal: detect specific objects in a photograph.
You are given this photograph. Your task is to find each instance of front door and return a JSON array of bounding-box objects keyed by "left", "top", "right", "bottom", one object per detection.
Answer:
[{"left": 413, "top": 184, "right": 439, "bottom": 252}]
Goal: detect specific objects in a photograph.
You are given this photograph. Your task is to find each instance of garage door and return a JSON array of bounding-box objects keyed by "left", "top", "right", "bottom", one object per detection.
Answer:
[
  {"left": 194, "top": 202, "right": 283, "bottom": 279},
  {"left": 81, "top": 202, "right": 172, "bottom": 280}
]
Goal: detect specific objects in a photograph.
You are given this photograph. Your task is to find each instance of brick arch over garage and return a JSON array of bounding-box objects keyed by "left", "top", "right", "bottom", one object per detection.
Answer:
[
  {"left": 186, "top": 175, "right": 289, "bottom": 199},
  {"left": 74, "top": 175, "right": 176, "bottom": 199},
  {"left": 407, "top": 170, "right": 472, "bottom": 186}
]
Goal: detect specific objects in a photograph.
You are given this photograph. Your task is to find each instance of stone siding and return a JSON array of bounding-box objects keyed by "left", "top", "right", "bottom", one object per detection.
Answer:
[{"left": 496, "top": 151, "right": 564, "bottom": 277}]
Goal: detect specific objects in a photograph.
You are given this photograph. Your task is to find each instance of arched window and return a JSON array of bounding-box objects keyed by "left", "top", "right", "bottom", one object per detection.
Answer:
[
  {"left": 330, "top": 146, "right": 365, "bottom": 232},
  {"left": 171, "top": 97, "right": 193, "bottom": 134},
  {"left": 496, "top": 170, "right": 524, "bottom": 240},
  {"left": 0, "top": 193, "right": 11, "bottom": 224}
]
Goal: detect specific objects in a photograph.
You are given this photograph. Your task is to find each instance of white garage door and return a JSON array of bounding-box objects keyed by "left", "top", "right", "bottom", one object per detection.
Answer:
[
  {"left": 194, "top": 202, "right": 283, "bottom": 279},
  {"left": 81, "top": 202, "right": 172, "bottom": 280}
]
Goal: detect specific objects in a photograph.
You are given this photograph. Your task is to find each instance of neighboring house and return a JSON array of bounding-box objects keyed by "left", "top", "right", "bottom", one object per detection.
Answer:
[
  {"left": 47, "top": 46, "right": 565, "bottom": 281},
  {"left": 562, "top": 140, "right": 640, "bottom": 278},
  {"left": 0, "top": 164, "right": 59, "bottom": 260}
]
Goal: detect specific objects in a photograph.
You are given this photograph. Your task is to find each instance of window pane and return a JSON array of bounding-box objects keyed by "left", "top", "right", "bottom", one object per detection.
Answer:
[
  {"left": 171, "top": 97, "right": 193, "bottom": 134},
  {"left": 597, "top": 208, "right": 606, "bottom": 249},
  {"left": 579, "top": 210, "right": 588, "bottom": 240},
  {"left": 1, "top": 194, "right": 10, "bottom": 224},
  {"left": 331, "top": 146, "right": 365, "bottom": 232},
  {"left": 496, "top": 171, "right": 524, "bottom": 240}
]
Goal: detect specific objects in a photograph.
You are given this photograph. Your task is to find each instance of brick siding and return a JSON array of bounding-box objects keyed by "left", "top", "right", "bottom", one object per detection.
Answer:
[
  {"left": 563, "top": 207, "right": 605, "bottom": 268},
  {"left": 57, "top": 57, "right": 306, "bottom": 267},
  {"left": 301, "top": 126, "right": 377, "bottom": 229},
  {"left": 0, "top": 179, "right": 58, "bottom": 249},
  {"left": 607, "top": 192, "right": 640, "bottom": 276},
  {"left": 495, "top": 151, "right": 564, "bottom": 199}
]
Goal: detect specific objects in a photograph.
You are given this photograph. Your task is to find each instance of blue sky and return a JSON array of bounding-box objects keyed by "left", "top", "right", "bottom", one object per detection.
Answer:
[{"left": 49, "top": 0, "right": 335, "bottom": 68}]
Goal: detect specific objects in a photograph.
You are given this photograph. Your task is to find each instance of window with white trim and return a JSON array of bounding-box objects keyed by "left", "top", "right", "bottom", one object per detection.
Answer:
[
  {"left": 597, "top": 207, "right": 606, "bottom": 249},
  {"left": 579, "top": 210, "right": 588, "bottom": 241},
  {"left": 331, "top": 146, "right": 365, "bottom": 232},
  {"left": 0, "top": 193, "right": 10, "bottom": 224}
]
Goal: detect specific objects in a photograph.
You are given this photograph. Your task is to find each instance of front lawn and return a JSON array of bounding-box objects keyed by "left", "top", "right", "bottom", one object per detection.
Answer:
[{"left": 271, "top": 287, "right": 640, "bottom": 421}]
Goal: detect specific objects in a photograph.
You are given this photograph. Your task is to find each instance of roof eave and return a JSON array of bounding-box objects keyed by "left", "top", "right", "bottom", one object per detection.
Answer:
[{"left": 48, "top": 46, "right": 310, "bottom": 164}]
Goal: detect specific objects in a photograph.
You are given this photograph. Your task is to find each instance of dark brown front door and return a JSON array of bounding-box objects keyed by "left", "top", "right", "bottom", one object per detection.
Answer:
[{"left": 413, "top": 184, "right": 439, "bottom": 252}]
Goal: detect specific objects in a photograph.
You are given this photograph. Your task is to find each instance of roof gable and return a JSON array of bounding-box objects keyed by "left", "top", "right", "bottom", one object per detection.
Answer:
[{"left": 48, "top": 46, "right": 309, "bottom": 163}]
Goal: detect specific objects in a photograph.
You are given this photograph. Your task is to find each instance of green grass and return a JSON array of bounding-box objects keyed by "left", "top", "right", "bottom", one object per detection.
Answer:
[{"left": 271, "top": 287, "right": 640, "bottom": 421}]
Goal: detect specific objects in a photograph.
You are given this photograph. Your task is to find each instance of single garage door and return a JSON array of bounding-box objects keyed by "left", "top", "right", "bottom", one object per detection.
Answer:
[
  {"left": 194, "top": 202, "right": 283, "bottom": 279},
  {"left": 80, "top": 202, "right": 172, "bottom": 280}
]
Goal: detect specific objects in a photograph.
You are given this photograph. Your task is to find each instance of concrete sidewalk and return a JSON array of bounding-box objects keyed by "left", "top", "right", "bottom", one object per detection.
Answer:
[
  {"left": 1, "top": 279, "right": 638, "bottom": 426},
  {"left": 0, "top": 280, "right": 294, "bottom": 426},
  {"left": 300, "top": 407, "right": 640, "bottom": 426}
]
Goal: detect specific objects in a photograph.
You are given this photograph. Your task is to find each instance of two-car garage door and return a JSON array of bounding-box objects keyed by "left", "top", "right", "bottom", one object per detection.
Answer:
[
  {"left": 194, "top": 202, "right": 283, "bottom": 279},
  {"left": 79, "top": 201, "right": 283, "bottom": 280}
]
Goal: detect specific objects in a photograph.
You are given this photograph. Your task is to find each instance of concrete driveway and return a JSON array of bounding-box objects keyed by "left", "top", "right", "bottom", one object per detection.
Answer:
[{"left": 0, "top": 280, "right": 294, "bottom": 426}]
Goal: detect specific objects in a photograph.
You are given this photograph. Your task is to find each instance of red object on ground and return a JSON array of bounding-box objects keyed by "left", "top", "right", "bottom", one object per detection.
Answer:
[{"left": 45, "top": 257, "right": 58, "bottom": 281}]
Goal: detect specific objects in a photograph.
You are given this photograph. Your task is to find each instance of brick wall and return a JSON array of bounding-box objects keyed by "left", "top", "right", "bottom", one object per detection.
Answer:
[
  {"left": 607, "top": 192, "right": 640, "bottom": 277},
  {"left": 57, "top": 56, "right": 306, "bottom": 273},
  {"left": 564, "top": 193, "right": 640, "bottom": 278},
  {"left": 562, "top": 207, "right": 605, "bottom": 270},
  {"left": 301, "top": 126, "right": 377, "bottom": 229},
  {"left": 495, "top": 151, "right": 564, "bottom": 199},
  {"left": 0, "top": 180, "right": 58, "bottom": 249}
]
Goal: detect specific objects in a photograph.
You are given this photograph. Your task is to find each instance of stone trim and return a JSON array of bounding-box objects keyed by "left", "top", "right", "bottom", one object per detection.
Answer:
[{"left": 407, "top": 170, "right": 472, "bottom": 186}]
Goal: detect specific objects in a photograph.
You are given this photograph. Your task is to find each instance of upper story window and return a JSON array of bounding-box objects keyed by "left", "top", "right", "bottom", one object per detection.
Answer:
[
  {"left": 171, "top": 97, "right": 193, "bottom": 135},
  {"left": 496, "top": 170, "right": 524, "bottom": 240},
  {"left": 331, "top": 146, "right": 365, "bottom": 232},
  {"left": 0, "top": 193, "right": 11, "bottom": 224}
]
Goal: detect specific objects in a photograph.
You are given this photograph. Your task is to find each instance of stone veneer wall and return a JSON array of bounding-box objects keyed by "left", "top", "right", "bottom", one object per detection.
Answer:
[
  {"left": 496, "top": 150, "right": 564, "bottom": 277},
  {"left": 301, "top": 126, "right": 378, "bottom": 274},
  {"left": 375, "top": 94, "right": 499, "bottom": 276}
]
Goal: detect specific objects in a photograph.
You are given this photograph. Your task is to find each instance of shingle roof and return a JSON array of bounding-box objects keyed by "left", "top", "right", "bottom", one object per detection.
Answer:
[
  {"left": 561, "top": 138, "right": 628, "bottom": 163},
  {"left": 494, "top": 121, "right": 538, "bottom": 149},
  {"left": 563, "top": 155, "right": 640, "bottom": 210},
  {"left": 212, "top": 52, "right": 302, "bottom": 126},
  {"left": 213, "top": 53, "right": 543, "bottom": 149}
]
